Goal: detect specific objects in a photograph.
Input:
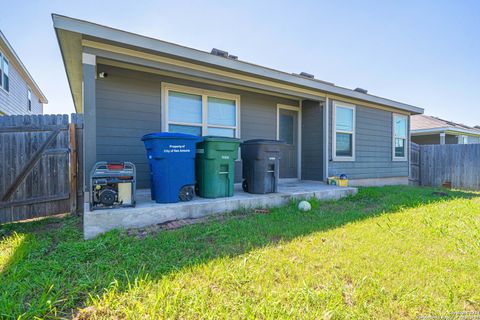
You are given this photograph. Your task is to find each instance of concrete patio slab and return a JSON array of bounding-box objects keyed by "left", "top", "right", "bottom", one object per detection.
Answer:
[{"left": 83, "top": 180, "right": 357, "bottom": 239}]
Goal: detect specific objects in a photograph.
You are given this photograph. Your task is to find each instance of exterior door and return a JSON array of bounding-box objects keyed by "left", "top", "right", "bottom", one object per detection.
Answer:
[{"left": 278, "top": 107, "right": 298, "bottom": 178}]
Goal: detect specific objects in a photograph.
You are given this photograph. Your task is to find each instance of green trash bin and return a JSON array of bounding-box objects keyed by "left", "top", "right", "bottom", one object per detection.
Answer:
[{"left": 196, "top": 136, "right": 241, "bottom": 198}]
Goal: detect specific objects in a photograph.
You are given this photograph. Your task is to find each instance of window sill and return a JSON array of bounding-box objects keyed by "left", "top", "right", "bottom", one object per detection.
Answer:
[{"left": 331, "top": 157, "right": 355, "bottom": 162}]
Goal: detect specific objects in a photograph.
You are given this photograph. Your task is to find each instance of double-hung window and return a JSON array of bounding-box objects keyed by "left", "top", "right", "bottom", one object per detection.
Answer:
[
  {"left": 333, "top": 101, "right": 355, "bottom": 161},
  {"left": 393, "top": 114, "right": 408, "bottom": 161},
  {"left": 0, "top": 54, "right": 9, "bottom": 92},
  {"left": 164, "top": 83, "right": 239, "bottom": 138},
  {"left": 0, "top": 52, "right": 2, "bottom": 88},
  {"left": 27, "top": 89, "right": 32, "bottom": 111}
]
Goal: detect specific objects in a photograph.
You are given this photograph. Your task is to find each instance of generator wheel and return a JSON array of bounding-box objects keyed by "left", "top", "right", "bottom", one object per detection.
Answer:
[
  {"left": 242, "top": 180, "right": 248, "bottom": 192},
  {"left": 179, "top": 185, "right": 194, "bottom": 202}
]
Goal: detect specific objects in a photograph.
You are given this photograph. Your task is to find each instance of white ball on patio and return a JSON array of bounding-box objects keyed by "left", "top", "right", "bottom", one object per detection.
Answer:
[{"left": 297, "top": 200, "right": 312, "bottom": 212}]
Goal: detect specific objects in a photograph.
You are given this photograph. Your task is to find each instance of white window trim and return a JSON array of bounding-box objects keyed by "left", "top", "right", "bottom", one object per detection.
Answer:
[
  {"left": 161, "top": 82, "right": 241, "bottom": 138},
  {"left": 332, "top": 101, "right": 356, "bottom": 161},
  {"left": 0, "top": 50, "right": 6, "bottom": 94},
  {"left": 27, "top": 88, "right": 32, "bottom": 112},
  {"left": 1, "top": 53, "right": 8, "bottom": 93},
  {"left": 392, "top": 113, "right": 408, "bottom": 161}
]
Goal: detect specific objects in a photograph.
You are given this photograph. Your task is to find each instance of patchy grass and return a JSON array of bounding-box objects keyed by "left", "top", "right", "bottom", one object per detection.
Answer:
[{"left": 0, "top": 186, "right": 479, "bottom": 319}]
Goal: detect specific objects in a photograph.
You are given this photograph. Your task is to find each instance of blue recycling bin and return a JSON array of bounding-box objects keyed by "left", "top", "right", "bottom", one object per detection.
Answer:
[{"left": 142, "top": 132, "right": 202, "bottom": 203}]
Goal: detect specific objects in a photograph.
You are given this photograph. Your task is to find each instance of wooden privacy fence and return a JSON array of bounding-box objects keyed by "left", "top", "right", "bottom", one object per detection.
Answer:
[
  {"left": 409, "top": 142, "right": 420, "bottom": 186},
  {"left": 0, "top": 114, "right": 83, "bottom": 224},
  {"left": 411, "top": 143, "right": 480, "bottom": 190}
]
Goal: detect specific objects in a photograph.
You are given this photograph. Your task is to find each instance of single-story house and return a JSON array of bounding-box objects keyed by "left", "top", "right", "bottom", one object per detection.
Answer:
[
  {"left": 52, "top": 14, "right": 424, "bottom": 196},
  {"left": 411, "top": 114, "right": 480, "bottom": 145},
  {"left": 0, "top": 30, "right": 47, "bottom": 115}
]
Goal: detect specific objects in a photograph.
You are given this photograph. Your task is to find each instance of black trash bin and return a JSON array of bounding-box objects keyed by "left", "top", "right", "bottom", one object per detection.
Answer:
[{"left": 241, "top": 139, "right": 285, "bottom": 194}]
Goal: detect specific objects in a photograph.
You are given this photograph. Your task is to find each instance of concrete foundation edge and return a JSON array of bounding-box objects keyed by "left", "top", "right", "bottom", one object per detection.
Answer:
[{"left": 83, "top": 188, "right": 357, "bottom": 240}]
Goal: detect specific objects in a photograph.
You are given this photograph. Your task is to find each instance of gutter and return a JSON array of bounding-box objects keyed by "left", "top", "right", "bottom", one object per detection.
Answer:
[
  {"left": 411, "top": 127, "right": 480, "bottom": 137},
  {"left": 52, "top": 14, "right": 423, "bottom": 114}
]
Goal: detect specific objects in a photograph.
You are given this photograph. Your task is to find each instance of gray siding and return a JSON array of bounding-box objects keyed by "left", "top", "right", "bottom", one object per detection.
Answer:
[
  {"left": 412, "top": 134, "right": 477, "bottom": 145},
  {"left": 412, "top": 134, "right": 440, "bottom": 145},
  {"left": 95, "top": 64, "right": 297, "bottom": 188},
  {"left": 301, "top": 100, "right": 324, "bottom": 181},
  {"left": 328, "top": 102, "right": 409, "bottom": 179},
  {"left": 0, "top": 49, "right": 43, "bottom": 115},
  {"left": 446, "top": 134, "right": 459, "bottom": 144},
  {"left": 96, "top": 66, "right": 162, "bottom": 189}
]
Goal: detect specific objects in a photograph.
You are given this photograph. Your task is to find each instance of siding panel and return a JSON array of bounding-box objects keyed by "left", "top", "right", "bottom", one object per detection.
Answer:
[
  {"left": 0, "top": 51, "right": 43, "bottom": 115},
  {"left": 328, "top": 102, "right": 409, "bottom": 179},
  {"left": 95, "top": 64, "right": 298, "bottom": 188},
  {"left": 95, "top": 66, "right": 162, "bottom": 188}
]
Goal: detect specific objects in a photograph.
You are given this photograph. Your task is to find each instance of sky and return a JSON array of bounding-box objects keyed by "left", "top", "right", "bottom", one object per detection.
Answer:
[{"left": 1, "top": 0, "right": 479, "bottom": 125}]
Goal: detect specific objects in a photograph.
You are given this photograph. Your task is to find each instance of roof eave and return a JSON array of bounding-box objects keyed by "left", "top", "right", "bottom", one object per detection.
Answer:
[
  {"left": 412, "top": 127, "right": 480, "bottom": 136},
  {"left": 52, "top": 14, "right": 424, "bottom": 114}
]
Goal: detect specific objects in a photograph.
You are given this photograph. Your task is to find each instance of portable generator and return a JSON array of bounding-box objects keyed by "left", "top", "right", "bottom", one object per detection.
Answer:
[{"left": 89, "top": 161, "right": 136, "bottom": 211}]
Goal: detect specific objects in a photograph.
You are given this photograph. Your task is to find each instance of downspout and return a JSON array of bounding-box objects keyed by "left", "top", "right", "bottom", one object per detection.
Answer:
[{"left": 324, "top": 97, "right": 329, "bottom": 181}]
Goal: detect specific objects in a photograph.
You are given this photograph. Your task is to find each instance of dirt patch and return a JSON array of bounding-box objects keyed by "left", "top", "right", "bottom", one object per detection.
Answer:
[{"left": 126, "top": 208, "right": 271, "bottom": 239}]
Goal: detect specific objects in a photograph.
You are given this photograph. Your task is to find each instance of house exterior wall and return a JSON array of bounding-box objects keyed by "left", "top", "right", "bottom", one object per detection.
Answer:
[
  {"left": 95, "top": 64, "right": 298, "bottom": 188},
  {"left": 445, "top": 134, "right": 459, "bottom": 144},
  {"left": 412, "top": 133, "right": 480, "bottom": 145},
  {"left": 0, "top": 51, "right": 43, "bottom": 115},
  {"left": 328, "top": 101, "right": 409, "bottom": 180},
  {"left": 301, "top": 100, "right": 324, "bottom": 181},
  {"left": 411, "top": 134, "right": 440, "bottom": 145},
  {"left": 467, "top": 136, "right": 480, "bottom": 144}
]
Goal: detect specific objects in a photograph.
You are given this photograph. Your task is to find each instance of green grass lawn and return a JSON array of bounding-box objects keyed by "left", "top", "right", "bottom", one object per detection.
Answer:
[{"left": 1, "top": 186, "right": 479, "bottom": 319}]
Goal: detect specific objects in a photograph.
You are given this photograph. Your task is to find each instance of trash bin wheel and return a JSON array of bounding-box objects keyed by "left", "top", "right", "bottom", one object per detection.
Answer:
[
  {"left": 179, "top": 185, "right": 194, "bottom": 202},
  {"left": 242, "top": 180, "right": 248, "bottom": 192}
]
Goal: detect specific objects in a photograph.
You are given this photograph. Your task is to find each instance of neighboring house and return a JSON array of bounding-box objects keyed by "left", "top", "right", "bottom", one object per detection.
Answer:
[
  {"left": 0, "top": 30, "right": 47, "bottom": 115},
  {"left": 411, "top": 114, "right": 480, "bottom": 145},
  {"left": 53, "top": 14, "right": 424, "bottom": 191}
]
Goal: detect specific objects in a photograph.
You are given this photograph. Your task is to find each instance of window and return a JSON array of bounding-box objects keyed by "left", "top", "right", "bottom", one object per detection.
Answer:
[
  {"left": 1, "top": 56, "right": 8, "bottom": 92},
  {"left": 458, "top": 135, "right": 468, "bottom": 144},
  {"left": 467, "top": 136, "right": 480, "bottom": 144},
  {"left": 168, "top": 91, "right": 202, "bottom": 135},
  {"left": 207, "top": 97, "right": 236, "bottom": 137},
  {"left": 393, "top": 114, "right": 408, "bottom": 161},
  {"left": 27, "top": 89, "right": 32, "bottom": 111},
  {"left": 0, "top": 52, "right": 2, "bottom": 88},
  {"left": 163, "top": 83, "right": 239, "bottom": 138},
  {"left": 332, "top": 101, "right": 355, "bottom": 161}
]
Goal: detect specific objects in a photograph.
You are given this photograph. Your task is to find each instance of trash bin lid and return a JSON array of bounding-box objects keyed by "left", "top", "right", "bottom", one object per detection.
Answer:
[
  {"left": 201, "top": 136, "right": 241, "bottom": 143},
  {"left": 242, "top": 139, "right": 286, "bottom": 145},
  {"left": 141, "top": 132, "right": 202, "bottom": 141}
]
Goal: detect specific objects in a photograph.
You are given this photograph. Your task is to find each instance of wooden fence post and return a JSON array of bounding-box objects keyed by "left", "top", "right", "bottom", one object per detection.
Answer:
[{"left": 69, "top": 123, "right": 77, "bottom": 215}]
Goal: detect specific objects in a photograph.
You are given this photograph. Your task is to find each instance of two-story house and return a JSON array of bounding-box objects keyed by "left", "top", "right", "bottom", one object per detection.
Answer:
[{"left": 0, "top": 30, "right": 47, "bottom": 115}]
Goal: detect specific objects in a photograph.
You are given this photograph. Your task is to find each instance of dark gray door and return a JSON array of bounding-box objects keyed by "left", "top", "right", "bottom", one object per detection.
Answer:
[{"left": 278, "top": 108, "right": 298, "bottom": 178}]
